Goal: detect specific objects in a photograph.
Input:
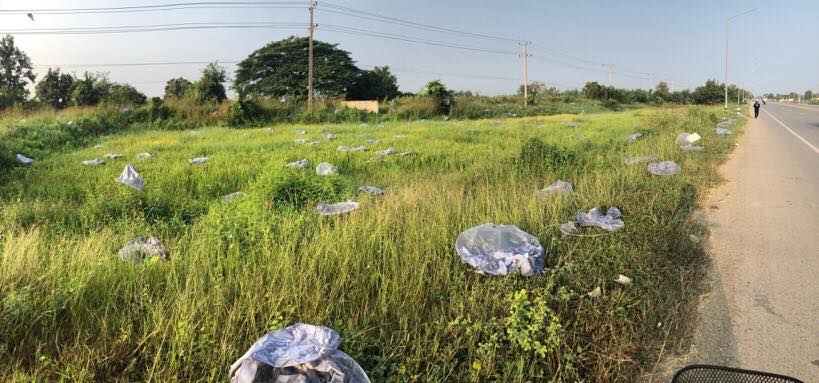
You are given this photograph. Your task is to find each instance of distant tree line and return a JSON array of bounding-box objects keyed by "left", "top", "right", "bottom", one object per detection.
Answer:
[{"left": 580, "top": 79, "right": 752, "bottom": 106}]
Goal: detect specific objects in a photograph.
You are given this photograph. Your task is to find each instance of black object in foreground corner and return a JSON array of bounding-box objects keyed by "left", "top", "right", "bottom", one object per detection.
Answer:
[{"left": 672, "top": 365, "right": 805, "bottom": 383}]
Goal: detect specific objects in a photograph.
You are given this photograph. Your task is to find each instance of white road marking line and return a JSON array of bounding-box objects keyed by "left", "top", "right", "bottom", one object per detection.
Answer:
[{"left": 762, "top": 109, "right": 819, "bottom": 155}]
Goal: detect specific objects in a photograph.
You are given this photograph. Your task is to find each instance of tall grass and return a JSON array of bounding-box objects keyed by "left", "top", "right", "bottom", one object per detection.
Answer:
[{"left": 0, "top": 106, "right": 743, "bottom": 381}]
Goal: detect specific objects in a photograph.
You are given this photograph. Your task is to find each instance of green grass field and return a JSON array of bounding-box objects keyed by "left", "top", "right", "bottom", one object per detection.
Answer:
[{"left": 0, "top": 106, "right": 743, "bottom": 382}]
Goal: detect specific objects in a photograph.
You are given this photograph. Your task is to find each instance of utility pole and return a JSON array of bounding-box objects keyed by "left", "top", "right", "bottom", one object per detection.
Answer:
[
  {"left": 649, "top": 73, "right": 654, "bottom": 91},
  {"left": 606, "top": 64, "right": 614, "bottom": 87},
  {"left": 307, "top": 2, "right": 316, "bottom": 112},
  {"left": 520, "top": 41, "right": 530, "bottom": 106},
  {"left": 725, "top": 8, "right": 757, "bottom": 113}
]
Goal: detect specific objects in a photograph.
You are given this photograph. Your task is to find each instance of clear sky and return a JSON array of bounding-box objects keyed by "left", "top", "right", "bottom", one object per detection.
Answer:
[{"left": 1, "top": 0, "right": 817, "bottom": 97}]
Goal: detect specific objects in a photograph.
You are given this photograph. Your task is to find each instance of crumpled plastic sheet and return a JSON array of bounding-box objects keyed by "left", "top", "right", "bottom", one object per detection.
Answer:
[
  {"left": 189, "top": 130, "right": 203, "bottom": 135},
  {"left": 117, "top": 236, "right": 168, "bottom": 262},
  {"left": 358, "top": 185, "right": 384, "bottom": 196},
  {"left": 307, "top": 141, "right": 321, "bottom": 145},
  {"left": 577, "top": 207, "right": 624, "bottom": 232},
  {"left": 16, "top": 154, "right": 35, "bottom": 165},
  {"left": 82, "top": 158, "right": 105, "bottom": 166},
  {"left": 316, "top": 162, "right": 337, "bottom": 176},
  {"left": 294, "top": 138, "right": 307, "bottom": 144},
  {"left": 323, "top": 134, "right": 337, "bottom": 140},
  {"left": 296, "top": 130, "right": 306, "bottom": 135},
  {"left": 675, "top": 133, "right": 701, "bottom": 146},
  {"left": 359, "top": 123, "right": 369, "bottom": 128},
  {"left": 287, "top": 159, "right": 310, "bottom": 169},
  {"left": 559, "top": 221, "right": 580, "bottom": 236},
  {"left": 622, "top": 155, "right": 657, "bottom": 165},
  {"left": 190, "top": 156, "right": 208, "bottom": 165},
  {"left": 647, "top": 160, "right": 681, "bottom": 176},
  {"left": 376, "top": 148, "right": 395, "bottom": 155},
  {"left": 536, "top": 180, "right": 573, "bottom": 196},
  {"left": 137, "top": 152, "right": 155, "bottom": 159},
  {"left": 317, "top": 201, "right": 359, "bottom": 216},
  {"left": 455, "top": 223, "right": 545, "bottom": 277},
  {"left": 336, "top": 146, "right": 368, "bottom": 152},
  {"left": 627, "top": 133, "right": 642, "bottom": 142},
  {"left": 94, "top": 144, "right": 104, "bottom": 149},
  {"left": 222, "top": 192, "right": 246, "bottom": 202},
  {"left": 104, "top": 153, "right": 122, "bottom": 159},
  {"left": 714, "top": 127, "right": 732, "bottom": 135},
  {"left": 680, "top": 144, "right": 704, "bottom": 152},
  {"left": 116, "top": 164, "right": 144, "bottom": 191}
]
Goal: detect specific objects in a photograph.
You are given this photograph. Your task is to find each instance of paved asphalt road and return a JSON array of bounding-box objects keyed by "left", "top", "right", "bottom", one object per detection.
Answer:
[{"left": 659, "top": 102, "right": 819, "bottom": 382}]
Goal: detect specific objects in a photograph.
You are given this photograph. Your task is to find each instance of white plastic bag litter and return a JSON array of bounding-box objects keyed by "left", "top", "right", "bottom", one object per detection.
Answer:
[
  {"left": 287, "top": 159, "right": 310, "bottom": 169},
  {"left": 296, "top": 130, "right": 306, "bottom": 134},
  {"left": 188, "top": 130, "right": 203, "bottom": 135},
  {"left": 82, "top": 158, "right": 105, "bottom": 166},
  {"left": 117, "top": 236, "right": 167, "bottom": 262},
  {"left": 229, "top": 324, "right": 370, "bottom": 383},
  {"left": 376, "top": 148, "right": 395, "bottom": 155},
  {"left": 358, "top": 185, "right": 384, "bottom": 196},
  {"left": 647, "top": 160, "right": 681, "bottom": 176},
  {"left": 536, "top": 180, "right": 573, "bottom": 196},
  {"left": 714, "top": 127, "right": 732, "bottom": 135},
  {"left": 307, "top": 141, "right": 321, "bottom": 145},
  {"left": 317, "top": 201, "right": 359, "bottom": 216},
  {"left": 316, "top": 162, "right": 337, "bottom": 176},
  {"left": 577, "top": 207, "right": 624, "bottom": 232},
  {"left": 104, "top": 153, "right": 122, "bottom": 159},
  {"left": 675, "top": 133, "right": 701, "bottom": 146},
  {"left": 222, "top": 192, "right": 246, "bottom": 203},
  {"left": 680, "top": 144, "right": 704, "bottom": 152},
  {"left": 16, "top": 154, "right": 35, "bottom": 165},
  {"left": 294, "top": 138, "right": 307, "bottom": 144},
  {"left": 366, "top": 138, "right": 381, "bottom": 145},
  {"left": 559, "top": 221, "right": 580, "bottom": 236},
  {"left": 323, "top": 133, "right": 337, "bottom": 140},
  {"left": 622, "top": 155, "right": 657, "bottom": 165},
  {"left": 116, "top": 164, "right": 144, "bottom": 191},
  {"left": 189, "top": 156, "right": 208, "bottom": 165},
  {"left": 455, "top": 223, "right": 545, "bottom": 277},
  {"left": 94, "top": 144, "right": 104, "bottom": 149},
  {"left": 137, "top": 152, "right": 155, "bottom": 159},
  {"left": 336, "top": 146, "right": 368, "bottom": 152},
  {"left": 627, "top": 133, "right": 642, "bottom": 142}
]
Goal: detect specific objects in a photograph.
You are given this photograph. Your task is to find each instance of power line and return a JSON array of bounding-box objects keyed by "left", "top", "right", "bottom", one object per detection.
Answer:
[
  {"left": 0, "top": 1, "right": 309, "bottom": 15},
  {"left": 33, "top": 60, "right": 241, "bottom": 68},
  {"left": 0, "top": 22, "right": 305, "bottom": 35}
]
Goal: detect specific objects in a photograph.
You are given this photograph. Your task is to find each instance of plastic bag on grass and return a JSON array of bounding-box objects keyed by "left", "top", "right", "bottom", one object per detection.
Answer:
[
  {"left": 296, "top": 130, "right": 306, "bottom": 135},
  {"left": 680, "top": 144, "right": 704, "bottom": 152},
  {"left": 323, "top": 133, "right": 337, "bottom": 140},
  {"left": 714, "top": 127, "right": 732, "bottom": 135},
  {"left": 104, "top": 153, "right": 122, "bottom": 159},
  {"left": 376, "top": 148, "right": 395, "bottom": 155},
  {"left": 627, "top": 133, "right": 642, "bottom": 142},
  {"left": 82, "top": 158, "right": 105, "bottom": 166},
  {"left": 622, "top": 155, "right": 657, "bottom": 165},
  {"left": 189, "top": 156, "right": 208, "bottom": 165},
  {"left": 675, "top": 133, "right": 701, "bottom": 146},
  {"left": 455, "top": 223, "right": 545, "bottom": 277},
  {"left": 577, "top": 207, "right": 624, "bottom": 232},
  {"left": 559, "top": 221, "right": 580, "bottom": 236},
  {"left": 317, "top": 201, "right": 359, "bottom": 216},
  {"left": 336, "top": 146, "right": 368, "bottom": 152},
  {"left": 647, "top": 160, "right": 681, "bottom": 176},
  {"left": 117, "top": 236, "right": 167, "bottom": 263},
  {"left": 536, "top": 180, "right": 573, "bottom": 196},
  {"left": 358, "top": 185, "right": 384, "bottom": 196},
  {"left": 137, "top": 152, "right": 155, "bottom": 159},
  {"left": 222, "top": 192, "right": 246, "bottom": 203},
  {"left": 294, "top": 138, "right": 307, "bottom": 144},
  {"left": 229, "top": 324, "right": 371, "bottom": 383},
  {"left": 116, "top": 164, "right": 144, "bottom": 191},
  {"left": 16, "top": 154, "right": 35, "bottom": 165},
  {"left": 287, "top": 159, "right": 309, "bottom": 169},
  {"left": 316, "top": 162, "right": 337, "bottom": 176}
]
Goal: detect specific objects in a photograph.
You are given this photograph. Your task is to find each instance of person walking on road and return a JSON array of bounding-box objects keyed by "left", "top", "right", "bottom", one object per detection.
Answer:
[{"left": 753, "top": 100, "right": 761, "bottom": 119}]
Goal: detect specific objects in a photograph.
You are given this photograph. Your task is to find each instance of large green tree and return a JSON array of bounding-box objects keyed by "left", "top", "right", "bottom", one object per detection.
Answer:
[
  {"left": 69, "top": 72, "right": 112, "bottom": 106},
  {"left": 234, "top": 36, "right": 359, "bottom": 99},
  {"left": 35, "top": 68, "right": 75, "bottom": 109},
  {"left": 107, "top": 84, "right": 147, "bottom": 105},
  {"left": 0, "top": 35, "right": 36, "bottom": 108},
  {"left": 164, "top": 77, "right": 192, "bottom": 100},
  {"left": 346, "top": 66, "right": 400, "bottom": 100},
  {"left": 693, "top": 79, "right": 724, "bottom": 105},
  {"left": 189, "top": 62, "right": 228, "bottom": 103}
]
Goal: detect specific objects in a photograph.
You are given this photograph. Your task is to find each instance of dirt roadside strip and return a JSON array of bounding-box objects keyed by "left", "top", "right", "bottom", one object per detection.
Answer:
[{"left": 653, "top": 106, "right": 819, "bottom": 382}]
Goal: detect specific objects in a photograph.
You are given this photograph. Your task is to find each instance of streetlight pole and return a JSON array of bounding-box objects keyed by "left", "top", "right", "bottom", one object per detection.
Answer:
[{"left": 725, "top": 8, "right": 757, "bottom": 113}]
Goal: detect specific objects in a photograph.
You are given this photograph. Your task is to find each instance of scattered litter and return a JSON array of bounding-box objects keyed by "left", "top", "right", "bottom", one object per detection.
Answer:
[
  {"left": 736, "top": 112, "right": 742, "bottom": 116},
  {"left": 116, "top": 164, "right": 144, "bottom": 191},
  {"left": 359, "top": 123, "right": 369, "bottom": 128},
  {"left": 94, "top": 144, "right": 104, "bottom": 149},
  {"left": 358, "top": 185, "right": 384, "bottom": 196},
  {"left": 296, "top": 130, "right": 306, "bottom": 135},
  {"left": 587, "top": 287, "right": 602, "bottom": 298},
  {"left": 307, "top": 140, "right": 320, "bottom": 145},
  {"left": 559, "top": 221, "right": 580, "bottom": 236},
  {"left": 647, "top": 160, "right": 681, "bottom": 176},
  {"left": 675, "top": 132, "right": 701, "bottom": 146},
  {"left": 366, "top": 157, "right": 386, "bottom": 163},
  {"left": 188, "top": 130, "right": 203, "bottom": 135},
  {"left": 376, "top": 148, "right": 395, "bottom": 155},
  {"left": 16, "top": 154, "right": 35, "bottom": 165},
  {"left": 316, "top": 162, "right": 337, "bottom": 176},
  {"left": 627, "top": 133, "right": 642, "bottom": 142},
  {"left": 689, "top": 234, "right": 700, "bottom": 243},
  {"left": 622, "top": 155, "right": 657, "bottom": 165},
  {"left": 137, "top": 152, "right": 155, "bottom": 159},
  {"left": 266, "top": 127, "right": 274, "bottom": 133},
  {"left": 222, "top": 192, "right": 246, "bottom": 203},
  {"left": 615, "top": 274, "right": 632, "bottom": 286},
  {"left": 82, "top": 158, "right": 105, "bottom": 166},
  {"left": 294, "top": 138, "right": 306, "bottom": 144},
  {"left": 536, "top": 180, "right": 573, "bottom": 196},
  {"left": 66, "top": 120, "right": 74, "bottom": 125},
  {"left": 120, "top": 107, "right": 129, "bottom": 113},
  {"left": 714, "top": 127, "right": 732, "bottom": 135},
  {"left": 577, "top": 207, "right": 624, "bottom": 232},
  {"left": 117, "top": 236, "right": 167, "bottom": 263},
  {"left": 317, "top": 201, "right": 359, "bottom": 216},
  {"left": 680, "top": 144, "right": 704, "bottom": 152},
  {"left": 336, "top": 145, "right": 368, "bottom": 152},
  {"left": 286, "top": 159, "right": 309, "bottom": 169},
  {"left": 104, "top": 153, "right": 122, "bottom": 159},
  {"left": 396, "top": 151, "right": 417, "bottom": 157},
  {"left": 189, "top": 156, "right": 208, "bottom": 165},
  {"left": 229, "top": 324, "right": 370, "bottom": 383},
  {"left": 323, "top": 133, "right": 337, "bottom": 140},
  {"left": 366, "top": 138, "right": 381, "bottom": 145},
  {"left": 442, "top": 115, "right": 450, "bottom": 121},
  {"left": 455, "top": 223, "right": 545, "bottom": 277}
]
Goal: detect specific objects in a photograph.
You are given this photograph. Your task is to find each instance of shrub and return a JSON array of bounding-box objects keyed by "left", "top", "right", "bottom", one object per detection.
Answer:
[
  {"left": 254, "top": 168, "right": 349, "bottom": 210},
  {"left": 518, "top": 137, "right": 578, "bottom": 173},
  {"left": 225, "top": 99, "right": 262, "bottom": 127}
]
